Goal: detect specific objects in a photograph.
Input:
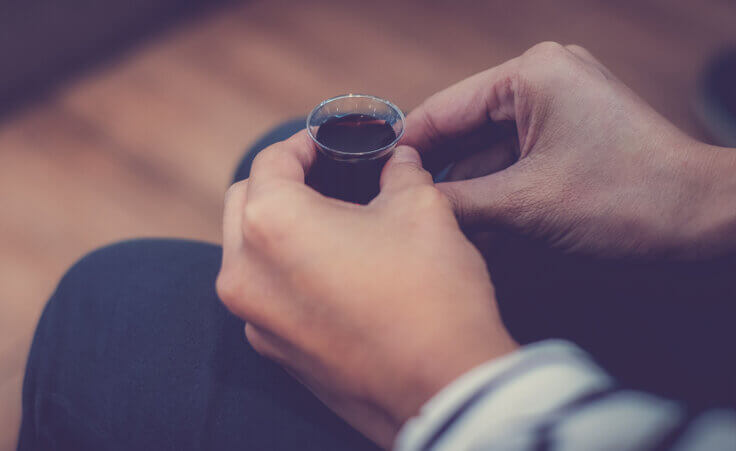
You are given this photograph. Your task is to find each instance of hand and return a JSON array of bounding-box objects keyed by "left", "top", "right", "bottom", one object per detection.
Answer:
[
  {"left": 216, "top": 131, "right": 518, "bottom": 448},
  {"left": 403, "top": 42, "right": 736, "bottom": 259}
]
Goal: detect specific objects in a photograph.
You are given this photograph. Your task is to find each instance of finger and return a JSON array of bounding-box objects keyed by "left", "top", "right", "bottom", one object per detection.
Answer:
[
  {"left": 222, "top": 180, "right": 249, "bottom": 258},
  {"left": 378, "top": 145, "right": 434, "bottom": 194},
  {"left": 401, "top": 58, "right": 520, "bottom": 166},
  {"left": 443, "top": 135, "right": 519, "bottom": 182},
  {"left": 436, "top": 163, "right": 536, "bottom": 229},
  {"left": 426, "top": 121, "right": 518, "bottom": 175},
  {"left": 249, "top": 129, "right": 318, "bottom": 190},
  {"left": 217, "top": 179, "right": 249, "bottom": 321}
]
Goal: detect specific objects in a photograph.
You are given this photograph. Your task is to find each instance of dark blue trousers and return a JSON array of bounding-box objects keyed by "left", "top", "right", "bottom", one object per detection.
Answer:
[
  {"left": 18, "top": 119, "right": 378, "bottom": 451},
  {"left": 18, "top": 119, "right": 736, "bottom": 450}
]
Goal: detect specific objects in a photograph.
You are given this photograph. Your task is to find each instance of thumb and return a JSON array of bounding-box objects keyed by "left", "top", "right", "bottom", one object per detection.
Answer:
[
  {"left": 436, "top": 165, "right": 535, "bottom": 229},
  {"left": 379, "top": 145, "right": 434, "bottom": 194}
]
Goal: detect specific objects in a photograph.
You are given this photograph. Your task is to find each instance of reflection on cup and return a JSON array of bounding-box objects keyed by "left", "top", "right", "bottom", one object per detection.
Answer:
[{"left": 306, "top": 94, "right": 405, "bottom": 204}]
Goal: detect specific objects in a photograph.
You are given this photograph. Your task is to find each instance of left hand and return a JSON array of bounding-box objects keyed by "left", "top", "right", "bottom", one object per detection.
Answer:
[
  {"left": 402, "top": 43, "right": 735, "bottom": 259},
  {"left": 216, "top": 130, "right": 517, "bottom": 448}
]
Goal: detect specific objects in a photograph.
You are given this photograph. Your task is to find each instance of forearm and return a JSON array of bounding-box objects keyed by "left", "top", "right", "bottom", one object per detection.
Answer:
[{"left": 395, "top": 340, "right": 736, "bottom": 450}]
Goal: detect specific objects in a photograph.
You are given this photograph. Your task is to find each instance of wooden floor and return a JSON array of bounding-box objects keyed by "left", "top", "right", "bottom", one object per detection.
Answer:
[{"left": 1, "top": 0, "right": 734, "bottom": 448}]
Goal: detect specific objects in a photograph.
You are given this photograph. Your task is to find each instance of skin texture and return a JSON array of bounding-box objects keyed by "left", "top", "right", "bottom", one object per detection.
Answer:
[
  {"left": 218, "top": 43, "right": 736, "bottom": 448},
  {"left": 217, "top": 135, "right": 518, "bottom": 448},
  {"left": 403, "top": 42, "right": 736, "bottom": 259}
]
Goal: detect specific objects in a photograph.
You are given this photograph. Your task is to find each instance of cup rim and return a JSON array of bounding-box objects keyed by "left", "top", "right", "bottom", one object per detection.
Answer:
[{"left": 306, "top": 93, "right": 406, "bottom": 159}]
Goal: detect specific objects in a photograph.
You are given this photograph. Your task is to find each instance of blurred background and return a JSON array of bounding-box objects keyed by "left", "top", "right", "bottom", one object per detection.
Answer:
[{"left": 1, "top": 0, "right": 735, "bottom": 449}]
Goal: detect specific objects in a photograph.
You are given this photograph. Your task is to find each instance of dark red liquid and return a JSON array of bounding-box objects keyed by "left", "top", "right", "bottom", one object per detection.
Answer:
[
  {"left": 315, "top": 114, "right": 397, "bottom": 154},
  {"left": 308, "top": 114, "right": 397, "bottom": 204}
]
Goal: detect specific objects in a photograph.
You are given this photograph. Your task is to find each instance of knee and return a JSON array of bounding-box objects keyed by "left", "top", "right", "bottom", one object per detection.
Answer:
[
  {"left": 21, "top": 239, "right": 230, "bottom": 448},
  {"left": 32, "top": 238, "right": 229, "bottom": 368},
  {"left": 63, "top": 238, "right": 220, "bottom": 278},
  {"left": 51, "top": 238, "right": 223, "bottom": 316}
]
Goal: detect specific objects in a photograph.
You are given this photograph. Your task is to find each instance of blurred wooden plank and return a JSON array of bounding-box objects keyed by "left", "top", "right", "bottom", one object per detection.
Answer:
[
  {"left": 58, "top": 35, "right": 283, "bottom": 200},
  {"left": 0, "top": 104, "right": 224, "bottom": 449},
  {"left": 0, "top": 0, "right": 228, "bottom": 106}
]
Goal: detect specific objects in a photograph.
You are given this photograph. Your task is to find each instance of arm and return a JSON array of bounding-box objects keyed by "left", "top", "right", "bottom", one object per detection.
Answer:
[
  {"left": 216, "top": 44, "right": 736, "bottom": 450},
  {"left": 217, "top": 136, "right": 518, "bottom": 447},
  {"left": 397, "top": 340, "right": 736, "bottom": 450},
  {"left": 216, "top": 130, "right": 736, "bottom": 451}
]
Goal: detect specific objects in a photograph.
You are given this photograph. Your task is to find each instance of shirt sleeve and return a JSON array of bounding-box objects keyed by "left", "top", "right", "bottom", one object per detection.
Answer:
[{"left": 394, "top": 340, "right": 736, "bottom": 451}]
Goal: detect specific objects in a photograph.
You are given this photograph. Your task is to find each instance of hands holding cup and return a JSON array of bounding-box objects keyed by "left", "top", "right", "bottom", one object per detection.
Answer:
[{"left": 217, "top": 42, "right": 736, "bottom": 448}]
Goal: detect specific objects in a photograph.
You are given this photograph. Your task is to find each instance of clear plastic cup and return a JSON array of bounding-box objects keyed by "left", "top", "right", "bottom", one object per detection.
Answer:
[{"left": 306, "top": 94, "right": 405, "bottom": 203}]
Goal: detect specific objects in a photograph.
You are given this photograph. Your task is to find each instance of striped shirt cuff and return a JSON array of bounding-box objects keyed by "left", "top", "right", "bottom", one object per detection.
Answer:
[{"left": 394, "top": 339, "right": 613, "bottom": 450}]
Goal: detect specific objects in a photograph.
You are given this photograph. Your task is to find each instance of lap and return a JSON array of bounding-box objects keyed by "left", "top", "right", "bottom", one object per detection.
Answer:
[{"left": 19, "top": 239, "right": 377, "bottom": 451}]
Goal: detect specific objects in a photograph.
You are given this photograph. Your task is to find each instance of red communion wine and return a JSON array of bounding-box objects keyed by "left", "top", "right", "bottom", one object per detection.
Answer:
[{"left": 308, "top": 114, "right": 397, "bottom": 204}]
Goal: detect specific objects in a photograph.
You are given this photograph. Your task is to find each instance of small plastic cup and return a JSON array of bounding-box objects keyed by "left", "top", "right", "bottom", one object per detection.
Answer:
[{"left": 306, "top": 94, "right": 405, "bottom": 203}]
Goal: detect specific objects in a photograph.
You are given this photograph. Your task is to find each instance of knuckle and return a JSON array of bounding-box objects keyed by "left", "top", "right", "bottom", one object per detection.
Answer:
[
  {"left": 523, "top": 41, "right": 573, "bottom": 73},
  {"left": 393, "top": 161, "right": 433, "bottom": 182},
  {"left": 518, "top": 42, "right": 581, "bottom": 93},
  {"left": 241, "top": 196, "right": 282, "bottom": 246},
  {"left": 215, "top": 268, "right": 242, "bottom": 311},
  {"left": 245, "top": 324, "right": 270, "bottom": 356},
  {"left": 564, "top": 45, "right": 610, "bottom": 79},
  {"left": 526, "top": 41, "right": 567, "bottom": 59},
  {"left": 408, "top": 185, "right": 449, "bottom": 211},
  {"left": 251, "top": 146, "right": 277, "bottom": 168},
  {"left": 224, "top": 180, "right": 246, "bottom": 204},
  {"left": 565, "top": 44, "right": 589, "bottom": 55}
]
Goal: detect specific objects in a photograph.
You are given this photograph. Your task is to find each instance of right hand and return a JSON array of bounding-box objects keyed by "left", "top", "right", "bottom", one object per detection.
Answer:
[
  {"left": 402, "top": 42, "right": 736, "bottom": 259},
  {"left": 217, "top": 133, "right": 517, "bottom": 447}
]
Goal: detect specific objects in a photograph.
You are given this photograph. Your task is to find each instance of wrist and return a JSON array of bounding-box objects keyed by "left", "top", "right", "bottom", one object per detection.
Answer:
[
  {"left": 394, "top": 340, "right": 611, "bottom": 451},
  {"left": 384, "top": 328, "right": 519, "bottom": 433}
]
